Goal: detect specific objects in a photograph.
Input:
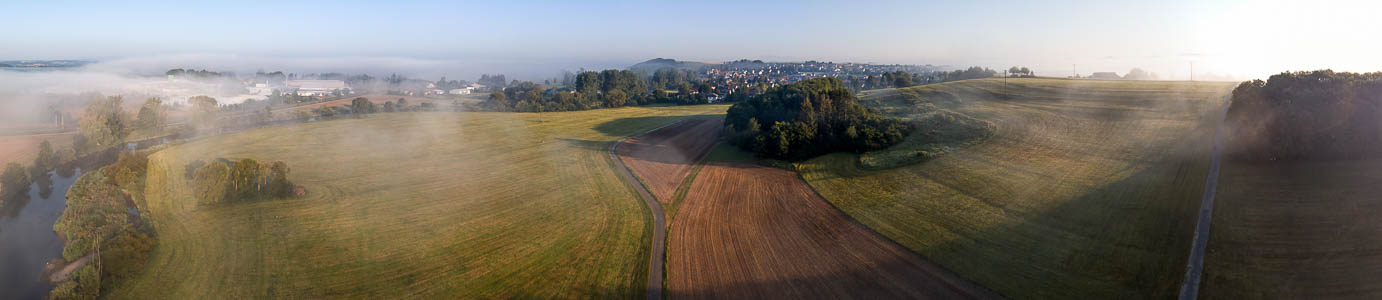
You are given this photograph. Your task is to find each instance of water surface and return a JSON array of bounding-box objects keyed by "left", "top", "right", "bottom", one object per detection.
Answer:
[{"left": 0, "top": 169, "right": 82, "bottom": 300}]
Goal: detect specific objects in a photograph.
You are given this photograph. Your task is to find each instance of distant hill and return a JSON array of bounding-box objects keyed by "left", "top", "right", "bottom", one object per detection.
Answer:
[
  {"left": 629, "top": 58, "right": 707, "bottom": 72},
  {"left": 0, "top": 60, "right": 92, "bottom": 69}
]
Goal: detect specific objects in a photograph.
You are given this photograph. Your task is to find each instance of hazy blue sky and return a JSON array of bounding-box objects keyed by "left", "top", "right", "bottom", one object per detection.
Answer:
[{"left": 2, "top": 0, "right": 1379, "bottom": 79}]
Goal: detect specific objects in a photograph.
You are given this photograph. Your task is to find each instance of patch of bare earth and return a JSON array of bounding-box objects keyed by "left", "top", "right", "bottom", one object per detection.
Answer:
[
  {"left": 615, "top": 118, "right": 722, "bottom": 202},
  {"left": 668, "top": 162, "right": 997, "bottom": 299}
]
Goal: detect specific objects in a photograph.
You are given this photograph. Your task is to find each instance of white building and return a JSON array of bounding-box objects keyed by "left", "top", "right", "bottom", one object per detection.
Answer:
[
  {"left": 286, "top": 80, "right": 349, "bottom": 96},
  {"left": 449, "top": 87, "right": 472, "bottom": 95}
]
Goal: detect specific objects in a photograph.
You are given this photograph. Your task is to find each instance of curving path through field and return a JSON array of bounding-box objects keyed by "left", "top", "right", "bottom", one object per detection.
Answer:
[{"left": 610, "top": 120, "right": 700, "bottom": 300}]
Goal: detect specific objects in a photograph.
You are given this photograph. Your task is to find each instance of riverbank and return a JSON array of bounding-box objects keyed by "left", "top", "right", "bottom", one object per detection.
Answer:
[{"left": 47, "top": 150, "right": 159, "bottom": 299}]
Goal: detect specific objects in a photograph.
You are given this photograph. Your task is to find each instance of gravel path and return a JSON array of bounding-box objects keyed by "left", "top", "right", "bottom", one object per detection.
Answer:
[
  {"left": 610, "top": 120, "right": 688, "bottom": 300},
  {"left": 1178, "top": 86, "right": 1234, "bottom": 300}
]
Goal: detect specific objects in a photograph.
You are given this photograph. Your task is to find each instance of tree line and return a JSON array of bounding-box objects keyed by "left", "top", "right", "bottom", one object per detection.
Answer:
[
  {"left": 479, "top": 69, "right": 733, "bottom": 112},
  {"left": 1226, "top": 70, "right": 1382, "bottom": 160},
  {"left": 49, "top": 151, "right": 157, "bottom": 299},
  {"left": 724, "top": 77, "right": 912, "bottom": 160}
]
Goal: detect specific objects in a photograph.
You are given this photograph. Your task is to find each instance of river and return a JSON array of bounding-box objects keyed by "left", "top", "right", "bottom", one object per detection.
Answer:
[{"left": 0, "top": 168, "right": 82, "bottom": 300}]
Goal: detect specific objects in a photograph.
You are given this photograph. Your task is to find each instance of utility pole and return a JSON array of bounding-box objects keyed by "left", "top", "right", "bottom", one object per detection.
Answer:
[
  {"left": 1073, "top": 64, "right": 1078, "bottom": 78},
  {"left": 1003, "top": 70, "right": 1008, "bottom": 93},
  {"left": 1190, "top": 62, "right": 1194, "bottom": 82}
]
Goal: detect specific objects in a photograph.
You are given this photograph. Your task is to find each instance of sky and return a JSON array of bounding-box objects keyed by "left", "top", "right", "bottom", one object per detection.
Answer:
[{"left": 1, "top": 0, "right": 1380, "bottom": 80}]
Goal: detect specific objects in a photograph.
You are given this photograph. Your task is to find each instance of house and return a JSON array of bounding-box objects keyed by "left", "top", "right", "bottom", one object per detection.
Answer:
[
  {"left": 286, "top": 80, "right": 349, "bottom": 96},
  {"left": 449, "top": 87, "right": 472, "bottom": 95}
]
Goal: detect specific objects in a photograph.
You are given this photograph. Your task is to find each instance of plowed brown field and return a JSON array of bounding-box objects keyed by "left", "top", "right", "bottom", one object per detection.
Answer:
[
  {"left": 668, "top": 162, "right": 996, "bottom": 299},
  {"left": 0, "top": 132, "right": 74, "bottom": 170},
  {"left": 614, "top": 118, "right": 722, "bottom": 202}
]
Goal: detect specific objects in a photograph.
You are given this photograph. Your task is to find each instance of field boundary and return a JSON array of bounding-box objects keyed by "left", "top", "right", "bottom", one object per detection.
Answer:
[
  {"left": 791, "top": 165, "right": 1003, "bottom": 298},
  {"left": 1177, "top": 86, "right": 1235, "bottom": 300},
  {"left": 608, "top": 119, "right": 695, "bottom": 300}
]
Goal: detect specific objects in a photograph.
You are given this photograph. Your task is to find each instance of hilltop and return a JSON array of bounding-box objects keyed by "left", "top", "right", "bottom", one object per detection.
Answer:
[{"left": 628, "top": 58, "right": 709, "bottom": 72}]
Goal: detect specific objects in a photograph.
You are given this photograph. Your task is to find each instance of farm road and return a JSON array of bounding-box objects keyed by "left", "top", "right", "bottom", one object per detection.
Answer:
[
  {"left": 610, "top": 120, "right": 688, "bottom": 300},
  {"left": 1177, "top": 86, "right": 1234, "bottom": 300}
]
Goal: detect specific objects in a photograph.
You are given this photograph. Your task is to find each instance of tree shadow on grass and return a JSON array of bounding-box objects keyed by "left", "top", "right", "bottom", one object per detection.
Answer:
[
  {"left": 891, "top": 123, "right": 1210, "bottom": 298},
  {"left": 555, "top": 138, "right": 611, "bottom": 152}
]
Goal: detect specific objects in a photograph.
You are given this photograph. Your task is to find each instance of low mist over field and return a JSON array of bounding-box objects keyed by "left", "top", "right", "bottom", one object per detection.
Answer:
[
  {"left": 6, "top": 1, "right": 1382, "bottom": 299},
  {"left": 0, "top": 54, "right": 628, "bottom": 126}
]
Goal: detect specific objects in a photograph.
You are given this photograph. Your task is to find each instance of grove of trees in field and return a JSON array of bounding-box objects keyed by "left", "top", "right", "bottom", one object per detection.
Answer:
[
  {"left": 190, "top": 158, "right": 295, "bottom": 205},
  {"left": 1226, "top": 70, "right": 1382, "bottom": 160},
  {"left": 724, "top": 77, "right": 912, "bottom": 160}
]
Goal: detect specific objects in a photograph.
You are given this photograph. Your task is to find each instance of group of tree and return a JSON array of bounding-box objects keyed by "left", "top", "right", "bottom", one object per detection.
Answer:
[
  {"left": 724, "top": 77, "right": 912, "bottom": 160},
  {"left": 78, "top": 96, "right": 131, "bottom": 149},
  {"left": 1226, "top": 70, "right": 1382, "bottom": 160},
  {"left": 165, "top": 68, "right": 230, "bottom": 79},
  {"left": 433, "top": 76, "right": 470, "bottom": 90},
  {"left": 350, "top": 97, "right": 378, "bottom": 116},
  {"left": 477, "top": 74, "right": 508, "bottom": 89},
  {"left": 190, "top": 158, "right": 295, "bottom": 205},
  {"left": 49, "top": 151, "right": 158, "bottom": 300},
  {"left": 1007, "top": 66, "right": 1035, "bottom": 78},
  {"left": 1122, "top": 68, "right": 1159, "bottom": 80},
  {"left": 840, "top": 71, "right": 926, "bottom": 90},
  {"left": 132, "top": 97, "right": 167, "bottom": 133},
  {"left": 188, "top": 95, "right": 221, "bottom": 133},
  {"left": 479, "top": 69, "right": 728, "bottom": 112},
  {"left": 0, "top": 162, "right": 28, "bottom": 200},
  {"left": 648, "top": 68, "right": 698, "bottom": 90},
  {"left": 937, "top": 66, "right": 999, "bottom": 82},
  {"left": 1, "top": 140, "right": 75, "bottom": 206}
]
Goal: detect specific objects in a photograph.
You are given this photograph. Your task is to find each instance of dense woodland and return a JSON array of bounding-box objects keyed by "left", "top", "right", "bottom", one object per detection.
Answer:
[
  {"left": 1226, "top": 70, "right": 1382, "bottom": 160},
  {"left": 724, "top": 78, "right": 912, "bottom": 160}
]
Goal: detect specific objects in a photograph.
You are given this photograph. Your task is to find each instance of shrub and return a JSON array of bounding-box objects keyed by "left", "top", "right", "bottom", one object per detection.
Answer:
[
  {"left": 230, "top": 159, "right": 261, "bottom": 200},
  {"left": 184, "top": 160, "right": 206, "bottom": 180},
  {"left": 1, "top": 162, "right": 29, "bottom": 198},
  {"left": 100, "top": 228, "right": 156, "bottom": 281},
  {"left": 104, "top": 152, "right": 148, "bottom": 189},
  {"left": 34, "top": 140, "right": 58, "bottom": 172},
  {"left": 192, "top": 162, "right": 231, "bottom": 205}
]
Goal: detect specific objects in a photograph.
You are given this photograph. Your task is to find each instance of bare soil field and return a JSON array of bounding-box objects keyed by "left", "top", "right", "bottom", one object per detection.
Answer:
[
  {"left": 668, "top": 162, "right": 996, "bottom": 299},
  {"left": 0, "top": 132, "right": 74, "bottom": 169},
  {"left": 614, "top": 118, "right": 722, "bottom": 202}
]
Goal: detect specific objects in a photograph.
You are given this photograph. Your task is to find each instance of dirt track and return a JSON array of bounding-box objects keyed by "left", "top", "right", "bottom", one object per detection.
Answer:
[
  {"left": 614, "top": 118, "right": 722, "bottom": 202},
  {"left": 1177, "top": 85, "right": 1234, "bottom": 299},
  {"left": 668, "top": 162, "right": 998, "bottom": 299}
]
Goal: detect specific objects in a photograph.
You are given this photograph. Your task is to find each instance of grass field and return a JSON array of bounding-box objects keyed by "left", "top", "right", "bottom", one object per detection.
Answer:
[
  {"left": 798, "top": 78, "right": 1233, "bottom": 299},
  {"left": 1202, "top": 160, "right": 1382, "bottom": 299},
  {"left": 108, "top": 105, "right": 726, "bottom": 298}
]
